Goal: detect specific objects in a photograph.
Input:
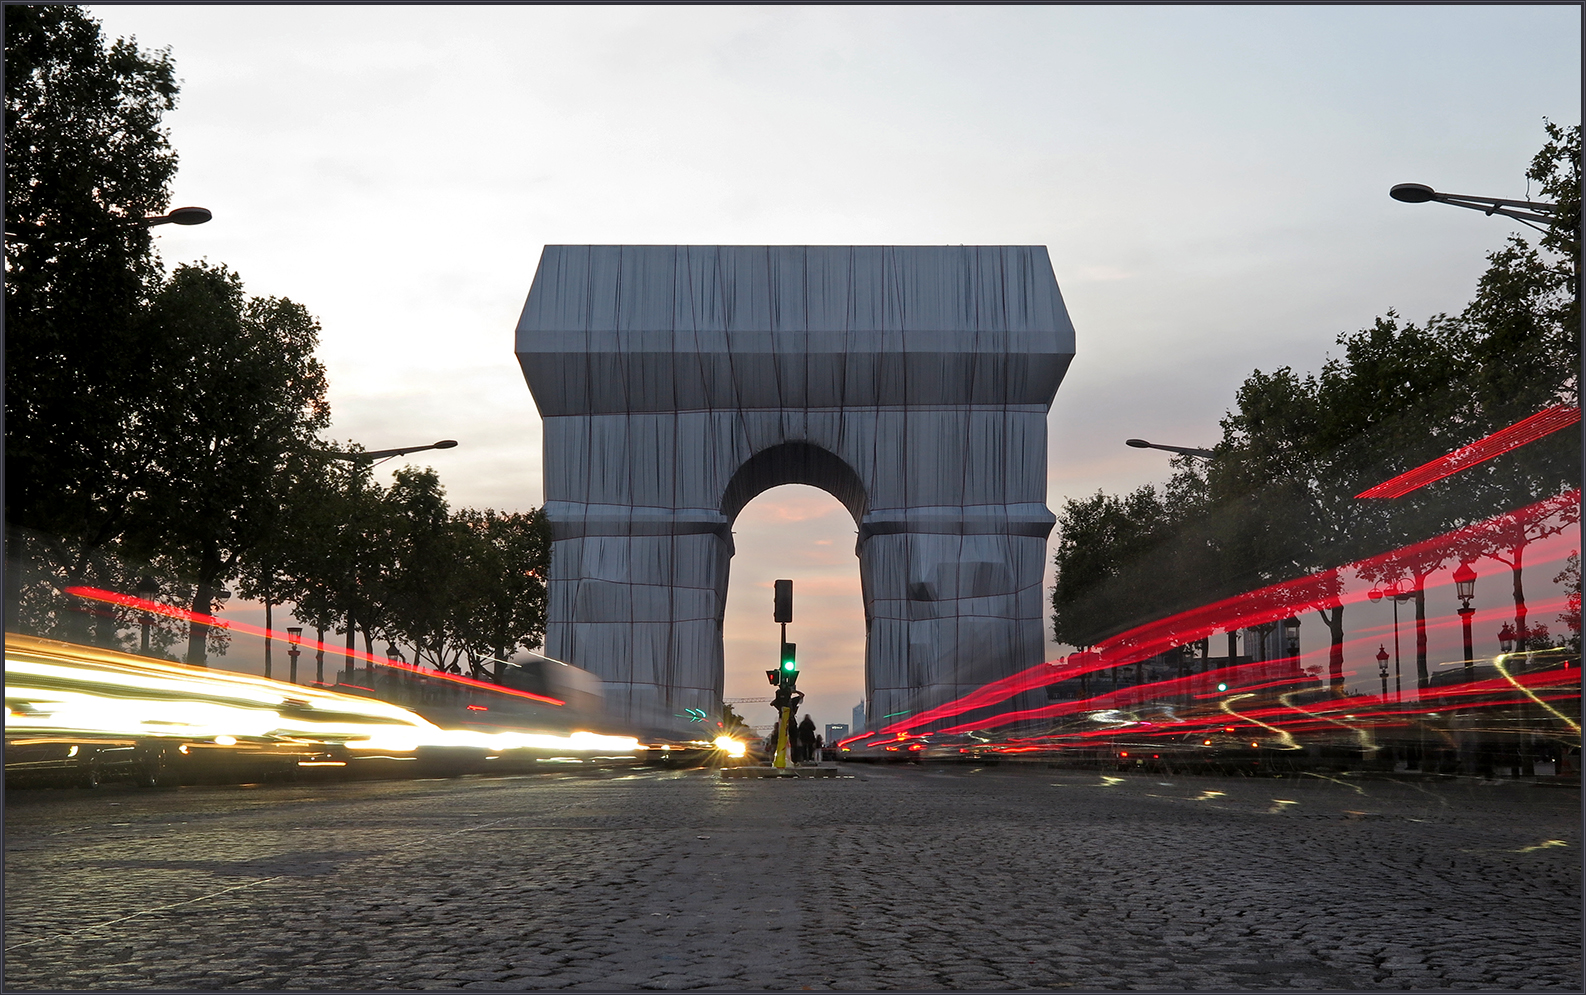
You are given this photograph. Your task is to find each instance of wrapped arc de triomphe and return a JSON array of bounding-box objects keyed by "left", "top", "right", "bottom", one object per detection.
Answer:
[{"left": 514, "top": 245, "right": 1075, "bottom": 734}]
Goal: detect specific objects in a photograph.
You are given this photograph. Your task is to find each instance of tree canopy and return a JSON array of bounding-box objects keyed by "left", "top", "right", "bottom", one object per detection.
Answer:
[
  {"left": 4, "top": 9, "right": 553, "bottom": 678},
  {"left": 1052, "top": 123, "right": 1581, "bottom": 676}
]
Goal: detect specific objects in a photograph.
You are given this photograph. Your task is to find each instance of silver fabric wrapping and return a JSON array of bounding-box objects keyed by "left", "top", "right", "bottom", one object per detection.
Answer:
[{"left": 516, "top": 246, "right": 1074, "bottom": 733}]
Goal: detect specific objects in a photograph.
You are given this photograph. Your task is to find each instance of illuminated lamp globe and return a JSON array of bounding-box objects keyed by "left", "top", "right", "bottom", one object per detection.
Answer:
[{"left": 1452, "top": 561, "right": 1477, "bottom": 603}]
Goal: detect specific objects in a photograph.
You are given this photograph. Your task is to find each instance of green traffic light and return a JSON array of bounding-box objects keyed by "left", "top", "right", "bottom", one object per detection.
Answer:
[{"left": 780, "top": 642, "right": 796, "bottom": 672}]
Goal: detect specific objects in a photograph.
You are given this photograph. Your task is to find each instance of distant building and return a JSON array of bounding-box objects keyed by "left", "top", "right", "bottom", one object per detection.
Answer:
[
  {"left": 851, "top": 701, "right": 866, "bottom": 735},
  {"left": 825, "top": 723, "right": 849, "bottom": 744}
]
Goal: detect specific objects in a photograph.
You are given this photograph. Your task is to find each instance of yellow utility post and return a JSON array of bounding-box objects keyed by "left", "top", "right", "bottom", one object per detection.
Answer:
[{"left": 772, "top": 579, "right": 797, "bottom": 769}]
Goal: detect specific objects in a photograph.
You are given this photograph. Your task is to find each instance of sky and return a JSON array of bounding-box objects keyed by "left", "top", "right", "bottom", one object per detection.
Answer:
[{"left": 85, "top": 4, "right": 1581, "bottom": 734}]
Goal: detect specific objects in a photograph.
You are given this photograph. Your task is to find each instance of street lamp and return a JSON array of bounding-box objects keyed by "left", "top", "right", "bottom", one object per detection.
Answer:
[
  {"left": 311, "top": 440, "right": 459, "bottom": 463},
  {"left": 141, "top": 206, "right": 212, "bottom": 227},
  {"left": 286, "top": 627, "right": 303, "bottom": 684},
  {"left": 1124, "top": 439, "right": 1217, "bottom": 460},
  {"left": 1453, "top": 561, "right": 1477, "bottom": 678},
  {"left": 4, "top": 205, "right": 212, "bottom": 239},
  {"left": 1282, "top": 617, "right": 1301, "bottom": 659},
  {"left": 135, "top": 575, "right": 158, "bottom": 655},
  {"left": 1367, "top": 582, "right": 1413, "bottom": 702},
  {"left": 1389, "top": 183, "right": 1560, "bottom": 232},
  {"left": 1498, "top": 622, "right": 1516, "bottom": 655},
  {"left": 1377, "top": 645, "right": 1390, "bottom": 699}
]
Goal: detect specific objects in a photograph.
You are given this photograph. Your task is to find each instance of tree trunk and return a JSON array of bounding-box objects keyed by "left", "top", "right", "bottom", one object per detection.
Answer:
[
  {"left": 362, "top": 626, "right": 376, "bottom": 686},
  {"left": 264, "top": 596, "right": 273, "bottom": 680},
  {"left": 344, "top": 609, "right": 357, "bottom": 677},
  {"left": 1510, "top": 544, "right": 1529, "bottom": 650},
  {"left": 1414, "top": 588, "right": 1429, "bottom": 689},
  {"left": 186, "top": 549, "right": 223, "bottom": 667},
  {"left": 1318, "top": 605, "right": 1345, "bottom": 692}
]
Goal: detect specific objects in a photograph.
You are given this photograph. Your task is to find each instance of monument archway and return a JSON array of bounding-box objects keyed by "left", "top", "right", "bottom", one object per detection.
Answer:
[{"left": 515, "top": 245, "right": 1075, "bottom": 733}]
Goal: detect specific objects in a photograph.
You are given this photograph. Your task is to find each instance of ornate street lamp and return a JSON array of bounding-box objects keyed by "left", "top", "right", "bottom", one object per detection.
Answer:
[
  {"left": 1453, "top": 561, "right": 1477, "bottom": 677},
  {"left": 1498, "top": 622, "right": 1516, "bottom": 655},
  {"left": 286, "top": 627, "right": 303, "bottom": 684},
  {"left": 1283, "top": 617, "right": 1301, "bottom": 658},
  {"left": 1368, "top": 583, "right": 1413, "bottom": 702},
  {"left": 1377, "top": 645, "right": 1390, "bottom": 699}
]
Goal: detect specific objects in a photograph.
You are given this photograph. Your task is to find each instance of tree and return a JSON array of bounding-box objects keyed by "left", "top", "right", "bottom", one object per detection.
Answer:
[
  {"left": 380, "top": 467, "right": 467, "bottom": 671},
  {"left": 1554, "top": 551, "right": 1581, "bottom": 654},
  {"left": 128, "top": 263, "right": 330, "bottom": 664},
  {"left": 452, "top": 508, "right": 552, "bottom": 670},
  {"left": 1050, "top": 122, "right": 1579, "bottom": 693},
  {"left": 4, "top": 6, "right": 179, "bottom": 630},
  {"left": 721, "top": 703, "right": 754, "bottom": 738},
  {"left": 239, "top": 444, "right": 379, "bottom": 678}
]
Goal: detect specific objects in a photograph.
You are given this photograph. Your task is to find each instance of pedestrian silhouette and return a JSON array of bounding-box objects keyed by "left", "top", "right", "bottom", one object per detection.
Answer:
[{"left": 797, "top": 714, "right": 817, "bottom": 764}]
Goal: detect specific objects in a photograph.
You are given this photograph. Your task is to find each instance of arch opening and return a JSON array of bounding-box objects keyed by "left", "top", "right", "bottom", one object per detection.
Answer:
[
  {"left": 720, "top": 442, "right": 869, "bottom": 527},
  {"left": 723, "top": 484, "right": 866, "bottom": 742}
]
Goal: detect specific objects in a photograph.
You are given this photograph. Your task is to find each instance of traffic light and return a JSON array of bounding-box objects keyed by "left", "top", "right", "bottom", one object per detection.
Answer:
[
  {"left": 780, "top": 642, "right": 797, "bottom": 675},
  {"left": 766, "top": 669, "right": 780, "bottom": 686},
  {"left": 774, "top": 580, "right": 793, "bottom": 623}
]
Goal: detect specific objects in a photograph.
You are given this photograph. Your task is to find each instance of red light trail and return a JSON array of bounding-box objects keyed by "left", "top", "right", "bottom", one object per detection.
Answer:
[
  {"left": 879, "top": 488, "right": 1579, "bottom": 738},
  {"left": 60, "top": 587, "right": 566, "bottom": 707},
  {"left": 1355, "top": 405, "right": 1580, "bottom": 499}
]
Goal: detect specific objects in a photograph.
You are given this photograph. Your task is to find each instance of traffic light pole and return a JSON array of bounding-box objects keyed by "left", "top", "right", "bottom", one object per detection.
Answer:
[
  {"left": 774, "top": 622, "right": 792, "bottom": 768},
  {"left": 771, "top": 580, "right": 798, "bottom": 770}
]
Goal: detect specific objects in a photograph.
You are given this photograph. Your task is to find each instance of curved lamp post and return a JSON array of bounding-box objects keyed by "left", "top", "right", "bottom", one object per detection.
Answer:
[
  {"left": 141, "top": 206, "right": 212, "bottom": 227},
  {"left": 1389, "top": 183, "right": 1558, "bottom": 232},
  {"left": 1124, "top": 439, "right": 1217, "bottom": 460},
  {"left": 310, "top": 440, "right": 459, "bottom": 464},
  {"left": 4, "top": 205, "right": 212, "bottom": 239}
]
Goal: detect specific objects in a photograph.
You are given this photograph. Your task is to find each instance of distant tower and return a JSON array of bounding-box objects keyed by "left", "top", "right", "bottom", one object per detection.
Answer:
[{"left": 852, "top": 700, "right": 867, "bottom": 736}]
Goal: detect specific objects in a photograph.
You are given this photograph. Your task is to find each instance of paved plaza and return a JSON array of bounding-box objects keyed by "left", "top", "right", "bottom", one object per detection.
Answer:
[{"left": 4, "top": 762, "right": 1580, "bottom": 991}]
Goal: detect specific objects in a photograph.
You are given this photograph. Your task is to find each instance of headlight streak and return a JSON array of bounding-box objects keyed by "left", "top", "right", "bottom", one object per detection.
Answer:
[
  {"left": 1493, "top": 655, "right": 1581, "bottom": 733},
  {"left": 1274, "top": 691, "right": 1377, "bottom": 753},
  {"left": 1512, "top": 839, "right": 1569, "bottom": 853},
  {"left": 4, "top": 635, "right": 641, "bottom": 759}
]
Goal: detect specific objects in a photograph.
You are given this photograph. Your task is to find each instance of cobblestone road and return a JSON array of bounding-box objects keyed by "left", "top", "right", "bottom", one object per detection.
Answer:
[{"left": 4, "top": 762, "right": 1580, "bottom": 990}]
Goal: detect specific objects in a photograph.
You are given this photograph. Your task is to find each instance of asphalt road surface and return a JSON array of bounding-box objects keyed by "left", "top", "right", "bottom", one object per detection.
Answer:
[{"left": 4, "top": 762, "right": 1580, "bottom": 991}]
